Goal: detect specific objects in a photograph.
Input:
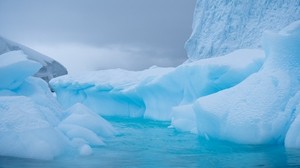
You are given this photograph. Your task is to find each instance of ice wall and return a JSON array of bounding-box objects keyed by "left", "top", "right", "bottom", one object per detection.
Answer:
[
  {"left": 186, "top": 0, "right": 300, "bottom": 60},
  {"left": 0, "top": 36, "right": 68, "bottom": 82}
]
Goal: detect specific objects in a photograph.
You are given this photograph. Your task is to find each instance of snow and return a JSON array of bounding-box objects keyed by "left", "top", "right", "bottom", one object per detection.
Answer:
[
  {"left": 0, "top": 51, "right": 116, "bottom": 160},
  {"left": 186, "top": 0, "right": 300, "bottom": 61},
  {"left": 51, "top": 49, "right": 264, "bottom": 121},
  {"left": 0, "top": 36, "right": 68, "bottom": 82}
]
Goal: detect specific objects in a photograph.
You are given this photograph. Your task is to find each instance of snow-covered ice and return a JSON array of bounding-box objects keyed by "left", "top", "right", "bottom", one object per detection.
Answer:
[{"left": 0, "top": 51, "right": 116, "bottom": 160}]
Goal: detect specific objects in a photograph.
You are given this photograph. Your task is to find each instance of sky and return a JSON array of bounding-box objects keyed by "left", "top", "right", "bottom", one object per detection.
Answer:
[{"left": 0, "top": 0, "right": 196, "bottom": 73}]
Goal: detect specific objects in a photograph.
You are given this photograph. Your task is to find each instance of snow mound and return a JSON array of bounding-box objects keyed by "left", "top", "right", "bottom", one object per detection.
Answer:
[
  {"left": 51, "top": 49, "right": 264, "bottom": 121},
  {"left": 188, "top": 21, "right": 300, "bottom": 146},
  {"left": 0, "top": 51, "right": 116, "bottom": 160},
  {"left": 186, "top": 0, "right": 300, "bottom": 60},
  {"left": 0, "top": 36, "right": 68, "bottom": 82}
]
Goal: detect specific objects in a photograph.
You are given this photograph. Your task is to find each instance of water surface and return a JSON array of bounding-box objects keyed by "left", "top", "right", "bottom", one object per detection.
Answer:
[{"left": 1, "top": 117, "right": 300, "bottom": 167}]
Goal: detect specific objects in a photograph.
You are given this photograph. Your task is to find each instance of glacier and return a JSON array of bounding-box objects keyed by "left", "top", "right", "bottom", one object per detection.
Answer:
[
  {"left": 0, "top": 36, "right": 68, "bottom": 82},
  {"left": 185, "top": 0, "right": 300, "bottom": 61},
  {"left": 0, "top": 50, "right": 116, "bottom": 160}
]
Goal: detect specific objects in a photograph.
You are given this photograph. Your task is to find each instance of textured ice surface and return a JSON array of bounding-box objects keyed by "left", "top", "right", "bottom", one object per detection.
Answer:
[
  {"left": 190, "top": 21, "right": 300, "bottom": 146},
  {"left": 0, "top": 51, "right": 115, "bottom": 159},
  {"left": 51, "top": 49, "right": 264, "bottom": 121},
  {"left": 0, "top": 36, "right": 67, "bottom": 82},
  {"left": 186, "top": 0, "right": 300, "bottom": 60}
]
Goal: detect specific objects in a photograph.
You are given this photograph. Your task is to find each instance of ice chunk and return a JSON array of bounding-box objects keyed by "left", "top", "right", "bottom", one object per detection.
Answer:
[
  {"left": 192, "top": 20, "right": 300, "bottom": 145},
  {"left": 0, "top": 51, "right": 42, "bottom": 89},
  {"left": 58, "top": 124, "right": 105, "bottom": 146},
  {"left": 61, "top": 103, "right": 116, "bottom": 138},
  {"left": 171, "top": 104, "right": 197, "bottom": 133},
  {"left": 79, "top": 144, "right": 93, "bottom": 156}
]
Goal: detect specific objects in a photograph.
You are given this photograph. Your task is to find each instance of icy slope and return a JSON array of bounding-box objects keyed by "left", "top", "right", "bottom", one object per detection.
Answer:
[
  {"left": 182, "top": 21, "right": 300, "bottom": 147},
  {"left": 50, "top": 49, "right": 264, "bottom": 121},
  {"left": 0, "top": 36, "right": 68, "bottom": 82},
  {"left": 0, "top": 51, "right": 116, "bottom": 160},
  {"left": 186, "top": 0, "right": 300, "bottom": 60}
]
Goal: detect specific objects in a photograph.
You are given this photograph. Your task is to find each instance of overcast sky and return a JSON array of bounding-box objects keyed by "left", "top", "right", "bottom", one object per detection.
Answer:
[{"left": 0, "top": 0, "right": 196, "bottom": 73}]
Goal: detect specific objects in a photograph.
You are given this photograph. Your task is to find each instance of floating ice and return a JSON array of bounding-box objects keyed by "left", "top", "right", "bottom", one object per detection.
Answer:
[
  {"left": 189, "top": 20, "right": 300, "bottom": 146},
  {"left": 0, "top": 51, "right": 115, "bottom": 159},
  {"left": 51, "top": 49, "right": 264, "bottom": 121}
]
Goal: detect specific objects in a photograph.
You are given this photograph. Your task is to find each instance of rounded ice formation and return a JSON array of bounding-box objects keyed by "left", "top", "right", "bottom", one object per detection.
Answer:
[
  {"left": 0, "top": 50, "right": 116, "bottom": 159},
  {"left": 192, "top": 20, "right": 300, "bottom": 146}
]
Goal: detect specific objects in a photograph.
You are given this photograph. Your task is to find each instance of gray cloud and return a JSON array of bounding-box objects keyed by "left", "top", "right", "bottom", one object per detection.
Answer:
[{"left": 0, "top": 0, "right": 196, "bottom": 73}]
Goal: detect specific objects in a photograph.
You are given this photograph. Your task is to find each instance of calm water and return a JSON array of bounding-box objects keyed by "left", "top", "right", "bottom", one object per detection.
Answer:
[{"left": 1, "top": 117, "right": 300, "bottom": 168}]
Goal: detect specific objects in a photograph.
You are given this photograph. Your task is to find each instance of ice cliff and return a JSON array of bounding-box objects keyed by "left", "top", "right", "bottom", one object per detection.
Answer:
[
  {"left": 0, "top": 36, "right": 68, "bottom": 82},
  {"left": 185, "top": 0, "right": 300, "bottom": 61}
]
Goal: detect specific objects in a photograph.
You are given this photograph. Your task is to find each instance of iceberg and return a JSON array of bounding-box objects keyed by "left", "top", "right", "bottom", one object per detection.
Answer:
[
  {"left": 180, "top": 21, "right": 300, "bottom": 147},
  {"left": 0, "top": 36, "right": 68, "bottom": 82},
  {"left": 186, "top": 0, "right": 300, "bottom": 60},
  {"left": 51, "top": 49, "right": 264, "bottom": 121},
  {"left": 51, "top": 20, "right": 300, "bottom": 149},
  {"left": 0, "top": 50, "right": 116, "bottom": 160}
]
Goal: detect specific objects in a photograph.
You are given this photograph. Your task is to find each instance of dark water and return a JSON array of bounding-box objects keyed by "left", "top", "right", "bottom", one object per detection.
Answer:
[{"left": 1, "top": 117, "right": 300, "bottom": 168}]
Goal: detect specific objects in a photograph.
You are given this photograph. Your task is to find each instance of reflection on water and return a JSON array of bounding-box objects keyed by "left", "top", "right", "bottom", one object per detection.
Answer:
[{"left": 1, "top": 117, "right": 300, "bottom": 168}]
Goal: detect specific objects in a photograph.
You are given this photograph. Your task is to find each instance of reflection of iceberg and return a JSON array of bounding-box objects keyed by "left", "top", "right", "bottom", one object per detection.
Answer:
[
  {"left": 0, "top": 50, "right": 116, "bottom": 160},
  {"left": 0, "top": 36, "right": 68, "bottom": 82}
]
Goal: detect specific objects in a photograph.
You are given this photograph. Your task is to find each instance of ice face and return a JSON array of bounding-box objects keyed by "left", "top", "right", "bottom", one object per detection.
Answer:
[
  {"left": 186, "top": 0, "right": 300, "bottom": 61},
  {"left": 51, "top": 49, "right": 264, "bottom": 121},
  {"left": 0, "top": 36, "right": 68, "bottom": 82}
]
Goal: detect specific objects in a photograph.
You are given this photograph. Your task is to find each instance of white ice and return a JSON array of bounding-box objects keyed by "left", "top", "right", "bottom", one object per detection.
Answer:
[
  {"left": 0, "top": 51, "right": 116, "bottom": 160},
  {"left": 186, "top": 0, "right": 300, "bottom": 61},
  {"left": 51, "top": 49, "right": 264, "bottom": 121}
]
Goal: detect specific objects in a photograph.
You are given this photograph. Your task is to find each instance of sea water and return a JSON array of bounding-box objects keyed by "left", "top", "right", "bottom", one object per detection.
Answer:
[{"left": 1, "top": 117, "right": 300, "bottom": 168}]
